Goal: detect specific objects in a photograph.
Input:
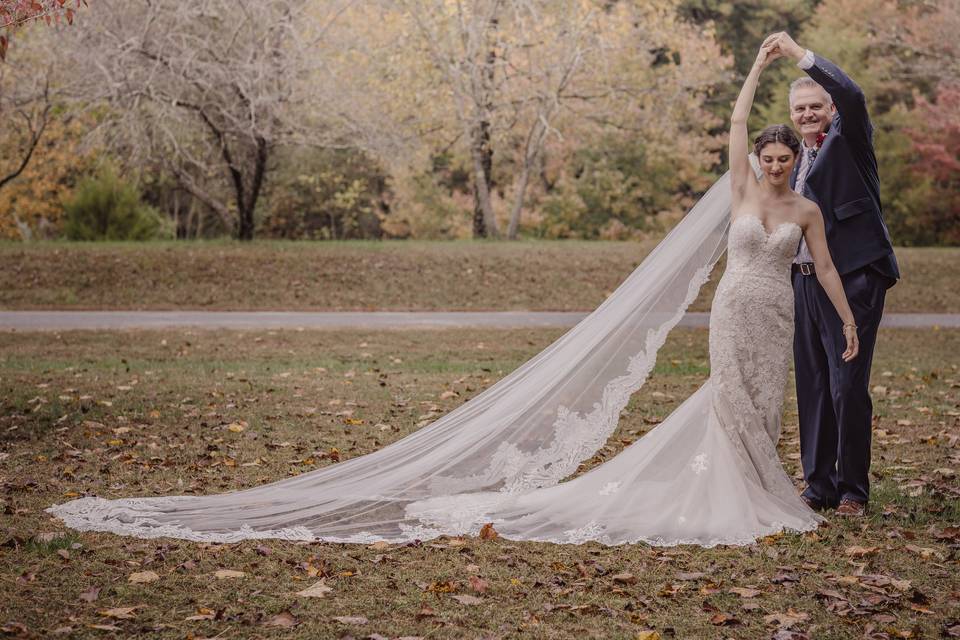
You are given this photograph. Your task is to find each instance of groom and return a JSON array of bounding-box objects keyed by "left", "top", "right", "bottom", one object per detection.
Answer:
[{"left": 765, "top": 32, "right": 899, "bottom": 517}]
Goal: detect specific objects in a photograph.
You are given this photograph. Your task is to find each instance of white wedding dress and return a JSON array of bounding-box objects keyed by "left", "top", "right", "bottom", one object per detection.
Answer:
[
  {"left": 47, "top": 174, "right": 822, "bottom": 547},
  {"left": 406, "top": 214, "right": 822, "bottom": 545}
]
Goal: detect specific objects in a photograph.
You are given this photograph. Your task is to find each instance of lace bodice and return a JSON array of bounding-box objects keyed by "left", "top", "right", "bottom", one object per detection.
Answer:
[{"left": 726, "top": 215, "right": 803, "bottom": 279}]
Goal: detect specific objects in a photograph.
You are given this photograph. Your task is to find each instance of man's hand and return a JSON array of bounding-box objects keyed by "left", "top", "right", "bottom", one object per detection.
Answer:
[{"left": 762, "top": 31, "right": 806, "bottom": 62}]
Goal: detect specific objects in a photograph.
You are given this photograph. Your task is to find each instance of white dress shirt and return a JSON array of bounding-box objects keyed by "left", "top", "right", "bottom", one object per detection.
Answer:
[{"left": 794, "top": 49, "right": 817, "bottom": 265}]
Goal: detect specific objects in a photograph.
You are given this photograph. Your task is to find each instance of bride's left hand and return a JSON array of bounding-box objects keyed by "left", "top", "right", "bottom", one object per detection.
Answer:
[{"left": 842, "top": 326, "right": 859, "bottom": 362}]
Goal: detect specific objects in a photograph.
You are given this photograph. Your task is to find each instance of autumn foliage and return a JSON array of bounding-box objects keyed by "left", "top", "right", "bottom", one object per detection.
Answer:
[
  {"left": 0, "top": 0, "right": 86, "bottom": 60},
  {"left": 0, "top": 0, "right": 957, "bottom": 243}
]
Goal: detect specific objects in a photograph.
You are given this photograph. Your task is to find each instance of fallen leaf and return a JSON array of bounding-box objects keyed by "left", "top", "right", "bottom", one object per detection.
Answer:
[
  {"left": 184, "top": 607, "right": 217, "bottom": 621},
  {"left": 451, "top": 594, "right": 483, "bottom": 605},
  {"left": 764, "top": 609, "right": 810, "bottom": 629},
  {"left": 426, "top": 580, "right": 456, "bottom": 593},
  {"left": 729, "top": 587, "right": 762, "bottom": 598},
  {"left": 79, "top": 586, "right": 101, "bottom": 603},
  {"left": 468, "top": 575, "right": 489, "bottom": 593},
  {"left": 87, "top": 624, "right": 122, "bottom": 631},
  {"left": 904, "top": 545, "right": 938, "bottom": 558},
  {"left": 709, "top": 613, "right": 741, "bottom": 626},
  {"left": 676, "top": 571, "right": 706, "bottom": 581},
  {"left": 332, "top": 616, "right": 368, "bottom": 625},
  {"left": 0, "top": 623, "right": 29, "bottom": 635},
  {"left": 416, "top": 604, "right": 437, "bottom": 620},
  {"left": 296, "top": 579, "right": 333, "bottom": 599},
  {"left": 128, "top": 570, "right": 160, "bottom": 584},
  {"left": 636, "top": 631, "right": 661, "bottom": 640},
  {"left": 844, "top": 545, "right": 878, "bottom": 557},
  {"left": 98, "top": 607, "right": 140, "bottom": 620},
  {"left": 263, "top": 611, "right": 299, "bottom": 628},
  {"left": 613, "top": 572, "right": 638, "bottom": 585},
  {"left": 213, "top": 569, "right": 245, "bottom": 579}
]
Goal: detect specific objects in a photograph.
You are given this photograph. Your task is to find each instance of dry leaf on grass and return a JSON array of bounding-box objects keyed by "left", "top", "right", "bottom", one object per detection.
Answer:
[
  {"left": 844, "top": 545, "right": 878, "bottom": 557},
  {"left": 212, "top": 569, "right": 246, "bottom": 579},
  {"left": 451, "top": 594, "right": 483, "bottom": 606},
  {"left": 184, "top": 608, "right": 217, "bottom": 621},
  {"left": 332, "top": 615, "right": 368, "bottom": 625},
  {"left": 764, "top": 609, "right": 810, "bottom": 629},
  {"left": 468, "top": 575, "right": 489, "bottom": 593},
  {"left": 728, "top": 587, "right": 762, "bottom": 598},
  {"left": 78, "top": 586, "right": 100, "bottom": 602},
  {"left": 262, "top": 611, "right": 299, "bottom": 628},
  {"left": 709, "top": 613, "right": 741, "bottom": 626},
  {"left": 98, "top": 607, "right": 140, "bottom": 620},
  {"left": 128, "top": 570, "right": 160, "bottom": 584},
  {"left": 296, "top": 579, "right": 333, "bottom": 598}
]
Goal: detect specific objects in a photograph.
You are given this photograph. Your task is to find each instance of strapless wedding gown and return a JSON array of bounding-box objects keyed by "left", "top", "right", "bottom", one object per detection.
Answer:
[{"left": 406, "top": 214, "right": 823, "bottom": 546}]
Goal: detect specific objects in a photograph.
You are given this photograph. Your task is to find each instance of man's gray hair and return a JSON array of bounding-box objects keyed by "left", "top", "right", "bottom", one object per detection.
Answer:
[{"left": 789, "top": 77, "right": 833, "bottom": 106}]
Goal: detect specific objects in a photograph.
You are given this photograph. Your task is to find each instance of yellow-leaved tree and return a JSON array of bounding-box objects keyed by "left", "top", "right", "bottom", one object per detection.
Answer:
[{"left": 328, "top": 0, "right": 731, "bottom": 239}]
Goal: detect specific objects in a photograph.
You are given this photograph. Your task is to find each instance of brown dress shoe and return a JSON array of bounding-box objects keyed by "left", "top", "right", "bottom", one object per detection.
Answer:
[{"left": 835, "top": 499, "right": 866, "bottom": 517}]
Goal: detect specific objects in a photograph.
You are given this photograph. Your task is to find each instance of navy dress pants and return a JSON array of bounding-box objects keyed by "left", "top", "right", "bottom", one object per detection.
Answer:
[{"left": 792, "top": 266, "right": 888, "bottom": 507}]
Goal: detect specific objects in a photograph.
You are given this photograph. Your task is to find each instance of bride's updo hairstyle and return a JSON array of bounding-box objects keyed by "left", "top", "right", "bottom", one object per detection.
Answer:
[{"left": 754, "top": 124, "right": 801, "bottom": 157}]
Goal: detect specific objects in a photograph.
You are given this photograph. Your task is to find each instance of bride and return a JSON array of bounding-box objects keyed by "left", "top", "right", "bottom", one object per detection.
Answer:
[{"left": 48, "top": 42, "right": 860, "bottom": 547}]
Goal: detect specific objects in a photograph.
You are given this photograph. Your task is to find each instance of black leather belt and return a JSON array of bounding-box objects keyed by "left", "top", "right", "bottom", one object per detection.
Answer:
[{"left": 792, "top": 263, "right": 815, "bottom": 276}]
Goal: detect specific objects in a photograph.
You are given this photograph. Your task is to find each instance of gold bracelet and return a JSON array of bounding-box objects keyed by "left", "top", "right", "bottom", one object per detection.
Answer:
[{"left": 842, "top": 323, "right": 858, "bottom": 331}]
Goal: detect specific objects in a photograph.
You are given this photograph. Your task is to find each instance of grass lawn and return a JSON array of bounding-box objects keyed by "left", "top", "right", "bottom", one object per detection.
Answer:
[
  {"left": 0, "top": 327, "right": 957, "bottom": 638},
  {"left": 1, "top": 240, "right": 958, "bottom": 313}
]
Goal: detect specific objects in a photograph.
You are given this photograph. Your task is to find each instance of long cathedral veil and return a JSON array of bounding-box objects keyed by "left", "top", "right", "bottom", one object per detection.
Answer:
[{"left": 48, "top": 173, "right": 733, "bottom": 543}]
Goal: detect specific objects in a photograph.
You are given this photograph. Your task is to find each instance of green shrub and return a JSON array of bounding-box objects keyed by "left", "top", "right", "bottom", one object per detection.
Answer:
[{"left": 63, "top": 167, "right": 173, "bottom": 241}]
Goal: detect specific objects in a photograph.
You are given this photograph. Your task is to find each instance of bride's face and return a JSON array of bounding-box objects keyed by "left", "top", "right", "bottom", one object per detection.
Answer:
[{"left": 758, "top": 142, "right": 797, "bottom": 187}]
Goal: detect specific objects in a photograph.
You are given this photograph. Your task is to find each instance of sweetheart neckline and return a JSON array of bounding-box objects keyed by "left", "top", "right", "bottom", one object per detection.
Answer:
[{"left": 733, "top": 214, "right": 801, "bottom": 239}]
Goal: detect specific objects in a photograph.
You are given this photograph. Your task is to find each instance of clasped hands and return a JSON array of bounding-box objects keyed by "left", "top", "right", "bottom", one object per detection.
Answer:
[{"left": 754, "top": 32, "right": 806, "bottom": 71}]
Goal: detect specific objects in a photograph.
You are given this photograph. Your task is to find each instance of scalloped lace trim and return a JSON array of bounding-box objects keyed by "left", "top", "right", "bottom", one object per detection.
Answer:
[{"left": 434, "top": 262, "right": 717, "bottom": 496}]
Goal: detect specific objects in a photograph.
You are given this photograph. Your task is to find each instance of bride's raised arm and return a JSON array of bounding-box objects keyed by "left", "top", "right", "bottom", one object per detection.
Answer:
[{"left": 729, "top": 41, "right": 782, "bottom": 206}]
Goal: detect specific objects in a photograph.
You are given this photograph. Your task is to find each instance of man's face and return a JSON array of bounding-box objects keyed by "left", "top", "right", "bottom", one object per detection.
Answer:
[{"left": 790, "top": 86, "right": 835, "bottom": 139}]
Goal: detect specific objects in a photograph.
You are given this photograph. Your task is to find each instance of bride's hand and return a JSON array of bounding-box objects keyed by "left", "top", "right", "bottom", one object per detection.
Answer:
[
  {"left": 753, "top": 43, "right": 782, "bottom": 71},
  {"left": 842, "top": 325, "right": 859, "bottom": 362}
]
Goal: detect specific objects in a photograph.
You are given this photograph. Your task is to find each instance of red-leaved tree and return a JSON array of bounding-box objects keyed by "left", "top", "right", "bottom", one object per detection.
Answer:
[
  {"left": 0, "top": 0, "right": 86, "bottom": 60},
  {"left": 907, "top": 84, "right": 960, "bottom": 244}
]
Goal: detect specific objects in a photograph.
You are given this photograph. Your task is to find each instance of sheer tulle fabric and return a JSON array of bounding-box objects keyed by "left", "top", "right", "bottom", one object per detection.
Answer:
[{"left": 48, "top": 171, "right": 816, "bottom": 546}]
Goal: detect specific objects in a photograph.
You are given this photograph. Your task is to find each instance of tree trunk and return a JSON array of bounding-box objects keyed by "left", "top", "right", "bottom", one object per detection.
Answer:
[
  {"left": 471, "top": 119, "right": 497, "bottom": 237},
  {"left": 231, "top": 137, "right": 269, "bottom": 242},
  {"left": 471, "top": 126, "right": 498, "bottom": 238},
  {"left": 506, "top": 161, "right": 531, "bottom": 240},
  {"left": 472, "top": 19, "right": 500, "bottom": 239}
]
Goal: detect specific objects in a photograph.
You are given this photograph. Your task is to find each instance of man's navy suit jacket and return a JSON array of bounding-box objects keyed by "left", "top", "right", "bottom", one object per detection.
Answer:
[{"left": 790, "top": 54, "right": 899, "bottom": 283}]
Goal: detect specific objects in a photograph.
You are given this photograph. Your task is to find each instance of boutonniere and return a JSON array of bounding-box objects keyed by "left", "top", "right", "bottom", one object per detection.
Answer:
[{"left": 815, "top": 132, "right": 827, "bottom": 149}]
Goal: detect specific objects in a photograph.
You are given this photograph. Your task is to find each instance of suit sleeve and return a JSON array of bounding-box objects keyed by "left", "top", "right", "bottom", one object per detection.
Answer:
[{"left": 804, "top": 54, "right": 873, "bottom": 146}]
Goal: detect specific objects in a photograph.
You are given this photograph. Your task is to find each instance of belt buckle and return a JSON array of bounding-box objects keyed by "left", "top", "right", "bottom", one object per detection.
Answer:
[{"left": 800, "top": 263, "right": 812, "bottom": 276}]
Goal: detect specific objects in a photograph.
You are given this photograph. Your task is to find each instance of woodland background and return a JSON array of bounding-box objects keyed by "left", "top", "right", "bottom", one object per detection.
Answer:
[{"left": 0, "top": 0, "right": 958, "bottom": 246}]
